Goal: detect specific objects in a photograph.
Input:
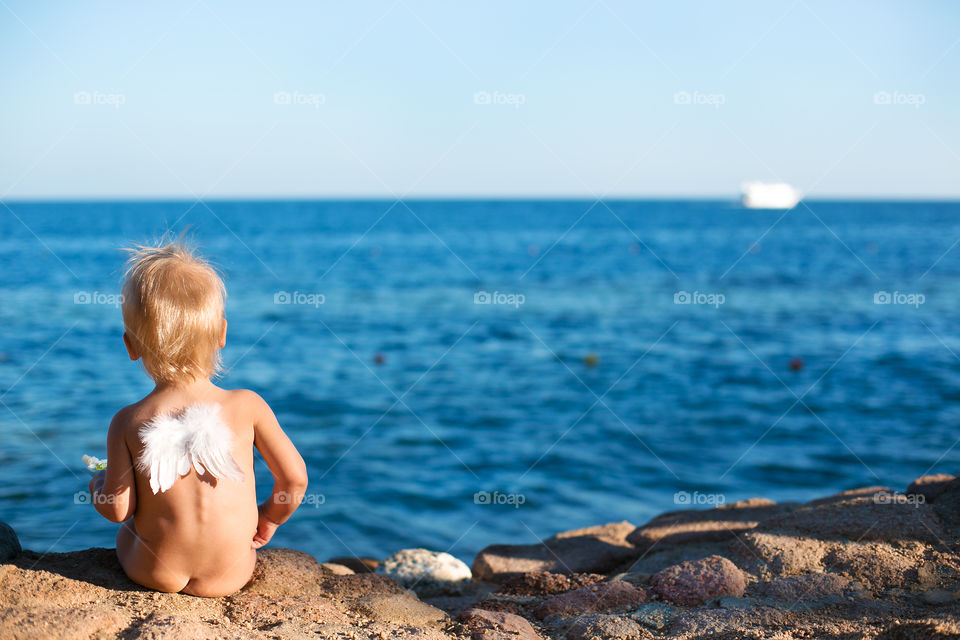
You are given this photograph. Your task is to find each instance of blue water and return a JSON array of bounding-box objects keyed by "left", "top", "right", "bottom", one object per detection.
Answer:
[{"left": 1, "top": 199, "right": 959, "bottom": 564}]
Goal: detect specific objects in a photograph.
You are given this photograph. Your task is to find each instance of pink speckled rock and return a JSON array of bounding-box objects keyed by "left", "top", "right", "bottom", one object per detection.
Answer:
[
  {"left": 651, "top": 555, "right": 746, "bottom": 605},
  {"left": 533, "top": 580, "right": 647, "bottom": 619}
]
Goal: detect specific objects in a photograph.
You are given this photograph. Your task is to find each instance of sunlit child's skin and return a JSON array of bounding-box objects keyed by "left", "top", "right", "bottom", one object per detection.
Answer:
[{"left": 89, "top": 323, "right": 308, "bottom": 597}]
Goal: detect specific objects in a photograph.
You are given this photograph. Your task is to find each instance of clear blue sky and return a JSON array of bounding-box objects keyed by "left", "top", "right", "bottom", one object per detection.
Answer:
[{"left": 1, "top": 0, "right": 958, "bottom": 199}]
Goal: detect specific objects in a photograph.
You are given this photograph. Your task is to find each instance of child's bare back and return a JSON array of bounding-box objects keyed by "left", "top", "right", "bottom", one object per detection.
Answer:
[{"left": 88, "top": 242, "right": 307, "bottom": 597}]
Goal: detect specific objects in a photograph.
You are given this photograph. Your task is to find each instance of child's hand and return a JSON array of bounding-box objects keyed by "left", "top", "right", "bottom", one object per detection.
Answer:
[
  {"left": 88, "top": 470, "right": 106, "bottom": 498},
  {"left": 252, "top": 508, "right": 280, "bottom": 549}
]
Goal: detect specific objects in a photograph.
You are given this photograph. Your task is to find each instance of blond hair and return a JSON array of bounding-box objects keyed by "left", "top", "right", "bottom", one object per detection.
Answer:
[{"left": 121, "top": 240, "right": 226, "bottom": 384}]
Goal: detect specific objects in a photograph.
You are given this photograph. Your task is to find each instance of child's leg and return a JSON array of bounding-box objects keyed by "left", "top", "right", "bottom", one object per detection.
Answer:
[{"left": 116, "top": 520, "right": 189, "bottom": 593}]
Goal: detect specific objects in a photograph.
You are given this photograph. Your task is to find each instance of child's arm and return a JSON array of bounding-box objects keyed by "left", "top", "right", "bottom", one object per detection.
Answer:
[
  {"left": 88, "top": 411, "right": 137, "bottom": 522},
  {"left": 246, "top": 391, "right": 308, "bottom": 549}
]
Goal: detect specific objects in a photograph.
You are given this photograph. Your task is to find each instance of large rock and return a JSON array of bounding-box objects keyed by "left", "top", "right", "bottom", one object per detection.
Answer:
[
  {"left": 533, "top": 580, "right": 646, "bottom": 619},
  {"left": 472, "top": 522, "right": 638, "bottom": 582},
  {"left": 0, "top": 522, "right": 20, "bottom": 562},
  {"left": 381, "top": 548, "right": 472, "bottom": 587},
  {"left": 907, "top": 474, "right": 955, "bottom": 504},
  {"left": 457, "top": 608, "right": 541, "bottom": 640},
  {"left": 651, "top": 555, "right": 747, "bottom": 605},
  {"left": 6, "top": 482, "right": 960, "bottom": 639},
  {"left": 757, "top": 488, "right": 949, "bottom": 544},
  {"left": 0, "top": 547, "right": 457, "bottom": 639},
  {"left": 626, "top": 498, "right": 796, "bottom": 551}
]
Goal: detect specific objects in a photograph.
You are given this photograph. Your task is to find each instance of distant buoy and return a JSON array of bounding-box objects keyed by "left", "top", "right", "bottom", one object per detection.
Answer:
[
  {"left": 788, "top": 357, "right": 804, "bottom": 372},
  {"left": 583, "top": 353, "right": 599, "bottom": 367},
  {"left": 374, "top": 352, "right": 386, "bottom": 365}
]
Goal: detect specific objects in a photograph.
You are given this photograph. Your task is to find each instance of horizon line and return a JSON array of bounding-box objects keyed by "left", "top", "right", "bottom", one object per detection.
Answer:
[{"left": 3, "top": 194, "right": 960, "bottom": 204}]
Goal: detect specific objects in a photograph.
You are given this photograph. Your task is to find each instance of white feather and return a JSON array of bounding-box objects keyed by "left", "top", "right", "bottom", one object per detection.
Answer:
[{"left": 136, "top": 403, "right": 245, "bottom": 494}]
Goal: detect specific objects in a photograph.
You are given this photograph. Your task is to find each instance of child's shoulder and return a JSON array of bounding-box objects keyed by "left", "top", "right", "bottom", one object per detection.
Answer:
[
  {"left": 217, "top": 388, "right": 274, "bottom": 424},
  {"left": 107, "top": 399, "right": 156, "bottom": 438},
  {"left": 222, "top": 388, "right": 270, "bottom": 410}
]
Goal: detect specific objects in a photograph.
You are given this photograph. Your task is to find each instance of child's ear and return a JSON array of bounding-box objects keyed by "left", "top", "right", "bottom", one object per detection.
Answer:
[
  {"left": 219, "top": 319, "right": 227, "bottom": 349},
  {"left": 122, "top": 332, "right": 139, "bottom": 361}
]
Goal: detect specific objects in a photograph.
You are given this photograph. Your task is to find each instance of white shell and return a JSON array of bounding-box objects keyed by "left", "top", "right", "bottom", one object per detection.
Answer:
[{"left": 136, "top": 403, "right": 244, "bottom": 494}]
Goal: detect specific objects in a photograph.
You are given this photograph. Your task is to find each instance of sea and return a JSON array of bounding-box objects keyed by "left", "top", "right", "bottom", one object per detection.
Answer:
[{"left": 1, "top": 199, "right": 958, "bottom": 564}]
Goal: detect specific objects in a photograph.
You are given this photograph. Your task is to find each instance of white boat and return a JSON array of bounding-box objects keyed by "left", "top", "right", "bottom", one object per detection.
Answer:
[{"left": 740, "top": 182, "right": 800, "bottom": 209}]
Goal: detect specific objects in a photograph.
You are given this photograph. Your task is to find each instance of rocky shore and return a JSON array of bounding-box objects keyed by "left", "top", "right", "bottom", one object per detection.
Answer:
[{"left": 2, "top": 475, "right": 960, "bottom": 639}]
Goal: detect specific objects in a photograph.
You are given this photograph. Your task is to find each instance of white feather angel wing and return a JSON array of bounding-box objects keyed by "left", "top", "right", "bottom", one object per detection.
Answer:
[{"left": 137, "top": 403, "right": 245, "bottom": 494}]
